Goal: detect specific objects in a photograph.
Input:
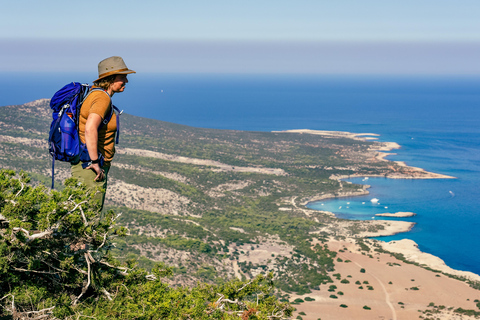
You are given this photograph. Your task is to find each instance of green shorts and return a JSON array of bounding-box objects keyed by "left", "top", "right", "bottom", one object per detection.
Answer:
[{"left": 71, "top": 162, "right": 111, "bottom": 211}]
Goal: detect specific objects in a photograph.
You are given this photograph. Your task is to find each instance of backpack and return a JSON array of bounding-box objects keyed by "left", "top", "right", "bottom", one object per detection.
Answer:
[{"left": 48, "top": 82, "right": 121, "bottom": 189}]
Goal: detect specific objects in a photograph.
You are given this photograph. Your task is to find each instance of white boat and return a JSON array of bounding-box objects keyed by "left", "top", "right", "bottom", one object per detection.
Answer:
[{"left": 370, "top": 198, "right": 379, "bottom": 204}]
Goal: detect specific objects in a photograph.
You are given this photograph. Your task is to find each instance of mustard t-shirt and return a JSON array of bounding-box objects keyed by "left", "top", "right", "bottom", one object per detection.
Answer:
[{"left": 78, "top": 88, "right": 117, "bottom": 162}]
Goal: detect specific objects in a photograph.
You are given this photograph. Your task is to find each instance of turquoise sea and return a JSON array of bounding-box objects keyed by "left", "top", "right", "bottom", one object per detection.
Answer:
[{"left": 2, "top": 72, "right": 480, "bottom": 275}]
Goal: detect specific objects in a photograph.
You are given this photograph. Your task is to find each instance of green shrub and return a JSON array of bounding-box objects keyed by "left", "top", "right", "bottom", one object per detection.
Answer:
[
  {"left": 363, "top": 305, "right": 371, "bottom": 310},
  {"left": 0, "top": 171, "right": 294, "bottom": 320}
]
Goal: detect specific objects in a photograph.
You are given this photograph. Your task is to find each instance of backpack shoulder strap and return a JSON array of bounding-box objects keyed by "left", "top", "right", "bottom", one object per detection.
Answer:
[
  {"left": 80, "top": 87, "right": 122, "bottom": 144},
  {"left": 80, "top": 88, "right": 112, "bottom": 126}
]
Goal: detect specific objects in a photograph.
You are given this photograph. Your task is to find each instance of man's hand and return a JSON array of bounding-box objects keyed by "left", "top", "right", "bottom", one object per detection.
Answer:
[{"left": 85, "top": 162, "right": 105, "bottom": 182}]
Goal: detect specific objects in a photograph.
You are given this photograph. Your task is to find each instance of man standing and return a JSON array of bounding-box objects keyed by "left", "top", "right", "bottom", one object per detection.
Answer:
[{"left": 71, "top": 56, "right": 135, "bottom": 210}]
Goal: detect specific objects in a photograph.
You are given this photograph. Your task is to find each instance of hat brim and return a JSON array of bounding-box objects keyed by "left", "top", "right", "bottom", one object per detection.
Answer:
[{"left": 94, "top": 69, "right": 136, "bottom": 83}]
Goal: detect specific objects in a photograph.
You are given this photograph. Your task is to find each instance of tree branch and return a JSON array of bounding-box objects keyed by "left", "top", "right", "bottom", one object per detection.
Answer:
[
  {"left": 66, "top": 200, "right": 89, "bottom": 221},
  {"left": 12, "top": 227, "right": 53, "bottom": 242},
  {"left": 101, "top": 288, "right": 113, "bottom": 301},
  {"left": 12, "top": 267, "right": 59, "bottom": 275},
  {"left": 97, "top": 260, "right": 129, "bottom": 274},
  {"left": 17, "top": 306, "right": 56, "bottom": 319},
  {"left": 237, "top": 278, "right": 254, "bottom": 292},
  {"left": 14, "top": 180, "right": 25, "bottom": 198},
  {"left": 88, "top": 232, "right": 108, "bottom": 253},
  {"left": 73, "top": 253, "right": 92, "bottom": 305},
  {"left": 0, "top": 294, "right": 15, "bottom": 315}
]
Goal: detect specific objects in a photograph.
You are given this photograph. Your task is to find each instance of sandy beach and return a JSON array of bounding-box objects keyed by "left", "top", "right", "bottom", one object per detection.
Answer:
[{"left": 291, "top": 238, "right": 480, "bottom": 320}]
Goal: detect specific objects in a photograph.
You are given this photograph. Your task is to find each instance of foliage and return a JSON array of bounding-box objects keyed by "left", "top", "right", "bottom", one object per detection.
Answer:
[{"left": 0, "top": 170, "right": 292, "bottom": 319}]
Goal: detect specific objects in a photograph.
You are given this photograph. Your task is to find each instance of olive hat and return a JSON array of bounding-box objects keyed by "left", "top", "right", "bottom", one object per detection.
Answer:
[{"left": 94, "top": 56, "right": 136, "bottom": 82}]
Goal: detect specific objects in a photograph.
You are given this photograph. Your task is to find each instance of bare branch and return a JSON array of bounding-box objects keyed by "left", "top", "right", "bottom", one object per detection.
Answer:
[
  {"left": 14, "top": 180, "right": 25, "bottom": 198},
  {"left": 67, "top": 200, "right": 89, "bottom": 219},
  {"left": 222, "top": 298, "right": 241, "bottom": 304},
  {"left": 97, "top": 260, "right": 129, "bottom": 274},
  {"left": 54, "top": 200, "right": 89, "bottom": 226},
  {"left": 12, "top": 227, "right": 30, "bottom": 237},
  {"left": 88, "top": 233, "right": 108, "bottom": 253},
  {"left": 86, "top": 252, "right": 96, "bottom": 264},
  {"left": 145, "top": 274, "right": 157, "bottom": 281},
  {"left": 237, "top": 278, "right": 254, "bottom": 292},
  {"left": 78, "top": 205, "right": 88, "bottom": 225},
  {"left": 0, "top": 294, "right": 13, "bottom": 302},
  {"left": 12, "top": 227, "right": 53, "bottom": 242},
  {"left": 213, "top": 293, "right": 245, "bottom": 310},
  {"left": 70, "top": 264, "right": 89, "bottom": 276},
  {"left": 18, "top": 306, "right": 55, "bottom": 316},
  {"left": 12, "top": 267, "right": 59, "bottom": 275},
  {"left": 42, "top": 260, "right": 69, "bottom": 274},
  {"left": 73, "top": 253, "right": 92, "bottom": 305},
  {"left": 215, "top": 293, "right": 225, "bottom": 306},
  {"left": 0, "top": 294, "right": 15, "bottom": 315},
  {"left": 267, "top": 305, "right": 290, "bottom": 319},
  {"left": 101, "top": 288, "right": 113, "bottom": 301},
  {"left": 0, "top": 213, "right": 8, "bottom": 225},
  {"left": 6, "top": 199, "right": 17, "bottom": 205}
]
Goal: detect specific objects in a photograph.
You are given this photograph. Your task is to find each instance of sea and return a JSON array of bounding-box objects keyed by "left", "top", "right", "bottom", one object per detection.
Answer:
[{"left": 2, "top": 72, "right": 480, "bottom": 276}]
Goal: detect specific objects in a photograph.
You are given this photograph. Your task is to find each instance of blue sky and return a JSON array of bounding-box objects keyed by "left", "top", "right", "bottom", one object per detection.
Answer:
[{"left": 1, "top": 0, "right": 480, "bottom": 74}]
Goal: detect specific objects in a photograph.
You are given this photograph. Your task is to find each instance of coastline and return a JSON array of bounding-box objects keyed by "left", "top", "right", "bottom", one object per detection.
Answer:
[
  {"left": 380, "top": 239, "right": 480, "bottom": 282},
  {"left": 304, "top": 183, "right": 480, "bottom": 282},
  {"left": 375, "top": 212, "right": 416, "bottom": 217},
  {"left": 286, "top": 129, "right": 480, "bottom": 283},
  {"left": 303, "top": 189, "right": 480, "bottom": 283},
  {"left": 278, "top": 128, "right": 456, "bottom": 180}
]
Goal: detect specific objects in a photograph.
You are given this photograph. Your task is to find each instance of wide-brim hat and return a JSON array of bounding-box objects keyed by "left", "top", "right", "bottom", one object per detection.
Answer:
[{"left": 94, "top": 56, "right": 136, "bottom": 82}]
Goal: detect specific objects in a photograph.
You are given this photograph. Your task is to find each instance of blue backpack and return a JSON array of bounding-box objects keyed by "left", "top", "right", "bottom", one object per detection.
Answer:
[{"left": 48, "top": 82, "right": 121, "bottom": 189}]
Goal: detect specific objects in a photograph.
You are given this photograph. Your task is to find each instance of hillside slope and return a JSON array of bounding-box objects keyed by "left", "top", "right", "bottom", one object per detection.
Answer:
[{"left": 1, "top": 100, "right": 478, "bottom": 319}]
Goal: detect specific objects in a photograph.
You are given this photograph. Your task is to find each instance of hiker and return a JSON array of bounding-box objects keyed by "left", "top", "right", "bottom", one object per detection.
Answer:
[{"left": 71, "top": 56, "right": 135, "bottom": 210}]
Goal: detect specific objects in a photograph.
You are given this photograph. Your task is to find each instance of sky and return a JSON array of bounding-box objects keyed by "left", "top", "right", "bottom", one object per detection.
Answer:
[{"left": 1, "top": 0, "right": 480, "bottom": 74}]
